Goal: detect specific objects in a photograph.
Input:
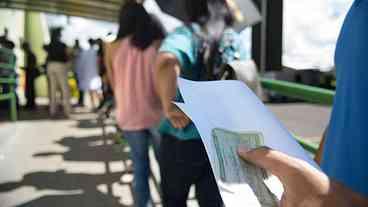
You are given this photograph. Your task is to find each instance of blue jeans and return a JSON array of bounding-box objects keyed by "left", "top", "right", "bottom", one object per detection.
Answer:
[{"left": 122, "top": 128, "right": 160, "bottom": 207}]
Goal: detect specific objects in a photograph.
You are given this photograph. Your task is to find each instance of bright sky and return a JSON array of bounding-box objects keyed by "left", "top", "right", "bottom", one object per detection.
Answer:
[{"left": 283, "top": 0, "right": 353, "bottom": 70}]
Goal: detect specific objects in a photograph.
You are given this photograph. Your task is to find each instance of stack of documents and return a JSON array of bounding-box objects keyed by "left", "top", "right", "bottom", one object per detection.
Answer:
[{"left": 175, "top": 78, "right": 319, "bottom": 207}]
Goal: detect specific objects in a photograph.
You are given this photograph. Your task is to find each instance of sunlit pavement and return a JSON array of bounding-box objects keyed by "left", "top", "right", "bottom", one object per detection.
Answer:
[
  {"left": 0, "top": 107, "right": 154, "bottom": 207},
  {"left": 268, "top": 103, "right": 331, "bottom": 143},
  {"left": 0, "top": 103, "right": 330, "bottom": 207}
]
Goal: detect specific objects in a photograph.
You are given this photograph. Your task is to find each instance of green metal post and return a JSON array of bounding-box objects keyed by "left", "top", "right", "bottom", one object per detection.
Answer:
[{"left": 10, "top": 84, "right": 17, "bottom": 121}]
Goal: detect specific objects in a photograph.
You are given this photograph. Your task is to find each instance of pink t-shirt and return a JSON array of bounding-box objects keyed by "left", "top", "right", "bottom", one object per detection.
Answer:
[{"left": 112, "top": 38, "right": 162, "bottom": 130}]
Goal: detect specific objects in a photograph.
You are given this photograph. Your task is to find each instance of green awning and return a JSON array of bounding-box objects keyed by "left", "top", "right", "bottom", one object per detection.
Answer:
[{"left": 0, "top": 0, "right": 126, "bottom": 22}]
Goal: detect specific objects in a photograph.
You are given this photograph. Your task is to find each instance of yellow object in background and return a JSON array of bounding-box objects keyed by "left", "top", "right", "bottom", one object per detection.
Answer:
[
  {"left": 35, "top": 74, "right": 79, "bottom": 98},
  {"left": 68, "top": 77, "right": 79, "bottom": 98}
]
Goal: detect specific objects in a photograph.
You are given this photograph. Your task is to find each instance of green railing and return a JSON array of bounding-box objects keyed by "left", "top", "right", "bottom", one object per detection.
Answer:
[
  {"left": 261, "top": 78, "right": 335, "bottom": 154},
  {"left": 0, "top": 48, "right": 17, "bottom": 121},
  {"left": 296, "top": 137, "right": 319, "bottom": 154},
  {"left": 0, "top": 77, "right": 17, "bottom": 121},
  {"left": 261, "top": 78, "right": 335, "bottom": 105}
]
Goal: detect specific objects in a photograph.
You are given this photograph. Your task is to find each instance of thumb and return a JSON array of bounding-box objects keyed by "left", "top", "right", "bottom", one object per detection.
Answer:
[{"left": 237, "top": 146, "right": 301, "bottom": 181}]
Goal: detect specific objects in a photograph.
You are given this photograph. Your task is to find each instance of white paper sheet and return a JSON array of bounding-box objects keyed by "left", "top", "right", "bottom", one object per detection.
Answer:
[{"left": 175, "top": 78, "right": 320, "bottom": 206}]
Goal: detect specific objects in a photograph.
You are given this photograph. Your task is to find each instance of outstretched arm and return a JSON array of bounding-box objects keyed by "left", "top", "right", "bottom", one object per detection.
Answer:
[
  {"left": 238, "top": 147, "right": 368, "bottom": 207},
  {"left": 154, "top": 52, "right": 190, "bottom": 129}
]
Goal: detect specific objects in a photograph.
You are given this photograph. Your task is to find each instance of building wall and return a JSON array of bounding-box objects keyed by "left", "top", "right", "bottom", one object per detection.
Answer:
[{"left": 0, "top": 8, "right": 25, "bottom": 67}]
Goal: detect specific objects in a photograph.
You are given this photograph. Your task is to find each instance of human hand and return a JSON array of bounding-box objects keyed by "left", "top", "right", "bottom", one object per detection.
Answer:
[
  {"left": 237, "top": 147, "right": 350, "bottom": 207},
  {"left": 165, "top": 104, "right": 190, "bottom": 129}
]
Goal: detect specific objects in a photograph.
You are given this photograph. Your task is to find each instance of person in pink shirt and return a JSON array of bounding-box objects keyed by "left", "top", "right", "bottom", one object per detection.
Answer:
[{"left": 104, "top": 2, "right": 165, "bottom": 207}]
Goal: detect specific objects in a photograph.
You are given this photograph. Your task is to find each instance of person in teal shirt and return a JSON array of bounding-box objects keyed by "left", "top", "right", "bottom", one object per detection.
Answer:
[
  {"left": 158, "top": 26, "right": 247, "bottom": 140},
  {"left": 155, "top": 0, "right": 246, "bottom": 206}
]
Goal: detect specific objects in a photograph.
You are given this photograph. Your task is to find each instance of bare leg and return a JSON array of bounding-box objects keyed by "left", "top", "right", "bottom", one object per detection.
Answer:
[
  {"left": 89, "top": 90, "right": 101, "bottom": 110},
  {"left": 89, "top": 91, "right": 96, "bottom": 109}
]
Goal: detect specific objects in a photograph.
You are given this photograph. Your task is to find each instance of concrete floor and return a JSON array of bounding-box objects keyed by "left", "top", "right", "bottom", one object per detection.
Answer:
[
  {"left": 0, "top": 103, "right": 331, "bottom": 207},
  {"left": 0, "top": 107, "right": 198, "bottom": 207},
  {"left": 268, "top": 103, "right": 331, "bottom": 142},
  {"left": 0, "top": 109, "right": 136, "bottom": 207}
]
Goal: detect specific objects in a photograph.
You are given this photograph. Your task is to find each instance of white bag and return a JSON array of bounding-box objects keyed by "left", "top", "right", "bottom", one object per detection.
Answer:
[{"left": 226, "top": 60, "right": 264, "bottom": 100}]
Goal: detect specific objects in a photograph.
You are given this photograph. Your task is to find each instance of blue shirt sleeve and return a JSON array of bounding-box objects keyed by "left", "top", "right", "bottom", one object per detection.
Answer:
[{"left": 321, "top": 0, "right": 368, "bottom": 197}]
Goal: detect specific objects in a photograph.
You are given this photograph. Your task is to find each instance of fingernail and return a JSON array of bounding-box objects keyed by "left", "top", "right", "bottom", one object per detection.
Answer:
[{"left": 237, "top": 145, "right": 250, "bottom": 155}]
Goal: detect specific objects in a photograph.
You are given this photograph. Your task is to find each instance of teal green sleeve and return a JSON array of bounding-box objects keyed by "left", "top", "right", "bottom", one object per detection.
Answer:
[
  {"left": 158, "top": 27, "right": 201, "bottom": 140},
  {"left": 159, "top": 27, "right": 196, "bottom": 71}
]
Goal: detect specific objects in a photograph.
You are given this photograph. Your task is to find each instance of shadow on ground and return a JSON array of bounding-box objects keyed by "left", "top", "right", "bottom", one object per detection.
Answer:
[
  {"left": 0, "top": 106, "right": 93, "bottom": 122},
  {"left": 0, "top": 133, "right": 133, "bottom": 207},
  {"left": 0, "top": 106, "right": 51, "bottom": 122},
  {"left": 33, "top": 135, "right": 129, "bottom": 162},
  {"left": 15, "top": 193, "right": 128, "bottom": 207},
  {"left": 0, "top": 170, "right": 130, "bottom": 207},
  {"left": 74, "top": 118, "right": 101, "bottom": 129},
  {"left": 73, "top": 117, "right": 116, "bottom": 129}
]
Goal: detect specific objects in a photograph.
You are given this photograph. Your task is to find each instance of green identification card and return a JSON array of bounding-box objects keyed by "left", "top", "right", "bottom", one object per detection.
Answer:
[{"left": 212, "top": 128, "right": 278, "bottom": 207}]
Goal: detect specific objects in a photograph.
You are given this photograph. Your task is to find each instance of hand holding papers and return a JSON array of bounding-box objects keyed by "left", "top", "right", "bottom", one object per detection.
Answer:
[
  {"left": 175, "top": 78, "right": 319, "bottom": 206},
  {"left": 212, "top": 128, "right": 278, "bottom": 207}
]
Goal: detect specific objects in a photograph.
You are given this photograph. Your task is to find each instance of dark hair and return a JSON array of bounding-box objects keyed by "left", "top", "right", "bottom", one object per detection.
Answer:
[
  {"left": 88, "top": 38, "right": 95, "bottom": 46},
  {"left": 21, "top": 42, "right": 30, "bottom": 50},
  {"left": 96, "top": 38, "right": 104, "bottom": 56},
  {"left": 116, "top": 2, "right": 166, "bottom": 50},
  {"left": 185, "top": 0, "right": 234, "bottom": 80},
  {"left": 186, "top": 0, "right": 233, "bottom": 40},
  {"left": 50, "top": 27, "right": 62, "bottom": 43},
  {"left": 74, "top": 39, "right": 80, "bottom": 48}
]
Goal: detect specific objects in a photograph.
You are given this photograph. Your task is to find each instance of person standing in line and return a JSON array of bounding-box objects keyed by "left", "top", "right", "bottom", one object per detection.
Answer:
[
  {"left": 96, "top": 38, "right": 113, "bottom": 110},
  {"left": 0, "top": 28, "right": 15, "bottom": 50},
  {"left": 155, "top": 0, "right": 247, "bottom": 206},
  {"left": 71, "top": 39, "right": 85, "bottom": 107},
  {"left": 104, "top": 3, "right": 165, "bottom": 207},
  {"left": 0, "top": 28, "right": 17, "bottom": 109},
  {"left": 74, "top": 38, "right": 102, "bottom": 110},
  {"left": 21, "top": 42, "right": 38, "bottom": 109},
  {"left": 44, "top": 28, "right": 71, "bottom": 118}
]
